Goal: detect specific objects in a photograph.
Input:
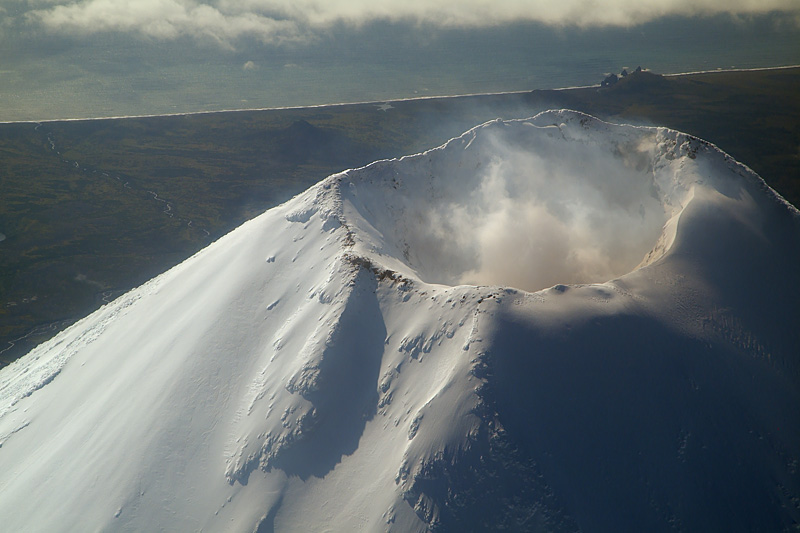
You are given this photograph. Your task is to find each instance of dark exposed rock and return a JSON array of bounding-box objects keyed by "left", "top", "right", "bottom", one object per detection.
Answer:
[{"left": 601, "top": 73, "right": 619, "bottom": 87}]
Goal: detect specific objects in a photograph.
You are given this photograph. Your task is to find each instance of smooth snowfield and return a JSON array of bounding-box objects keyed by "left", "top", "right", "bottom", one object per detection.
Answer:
[{"left": 0, "top": 110, "right": 798, "bottom": 531}]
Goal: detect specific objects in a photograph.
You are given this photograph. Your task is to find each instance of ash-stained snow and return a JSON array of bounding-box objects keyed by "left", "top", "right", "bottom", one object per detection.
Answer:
[{"left": 0, "top": 110, "right": 798, "bottom": 532}]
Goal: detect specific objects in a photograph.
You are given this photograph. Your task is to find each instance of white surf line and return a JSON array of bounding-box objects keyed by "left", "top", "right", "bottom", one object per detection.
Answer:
[
  {"left": 3, "top": 63, "right": 798, "bottom": 125},
  {"left": 664, "top": 64, "right": 800, "bottom": 78},
  {"left": 1, "top": 83, "right": 580, "bottom": 124}
]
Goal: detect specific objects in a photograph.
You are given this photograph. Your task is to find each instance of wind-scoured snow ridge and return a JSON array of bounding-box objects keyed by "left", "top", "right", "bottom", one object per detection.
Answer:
[{"left": 0, "top": 110, "right": 798, "bottom": 532}]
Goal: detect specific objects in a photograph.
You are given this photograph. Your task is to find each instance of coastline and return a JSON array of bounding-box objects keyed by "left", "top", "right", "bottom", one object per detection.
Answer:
[
  {"left": 3, "top": 64, "right": 798, "bottom": 126},
  {"left": 662, "top": 63, "right": 800, "bottom": 78},
  {"left": 1, "top": 63, "right": 798, "bottom": 366}
]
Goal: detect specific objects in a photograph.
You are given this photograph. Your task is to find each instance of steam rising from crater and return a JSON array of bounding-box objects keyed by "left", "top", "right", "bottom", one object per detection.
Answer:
[
  {"left": 441, "top": 136, "right": 666, "bottom": 290},
  {"left": 343, "top": 116, "right": 670, "bottom": 292}
]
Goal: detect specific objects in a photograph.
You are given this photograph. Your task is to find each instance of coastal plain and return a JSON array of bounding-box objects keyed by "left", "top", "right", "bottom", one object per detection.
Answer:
[{"left": 1, "top": 67, "right": 798, "bottom": 365}]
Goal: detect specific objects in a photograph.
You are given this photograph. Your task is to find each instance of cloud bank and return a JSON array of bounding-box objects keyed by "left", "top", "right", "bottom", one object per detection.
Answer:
[{"left": 20, "top": 0, "right": 800, "bottom": 46}]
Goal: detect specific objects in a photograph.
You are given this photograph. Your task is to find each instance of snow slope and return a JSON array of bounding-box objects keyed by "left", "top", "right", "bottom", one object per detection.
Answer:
[{"left": 0, "top": 110, "right": 798, "bottom": 532}]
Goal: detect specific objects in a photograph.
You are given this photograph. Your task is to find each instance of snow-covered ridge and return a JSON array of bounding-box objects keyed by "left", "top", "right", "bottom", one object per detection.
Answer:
[
  {"left": 337, "top": 109, "right": 782, "bottom": 290},
  {"left": 0, "top": 110, "right": 797, "bottom": 532}
]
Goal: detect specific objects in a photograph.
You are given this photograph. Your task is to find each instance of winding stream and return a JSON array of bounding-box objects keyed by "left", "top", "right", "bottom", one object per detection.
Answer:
[{"left": 34, "top": 122, "right": 212, "bottom": 238}]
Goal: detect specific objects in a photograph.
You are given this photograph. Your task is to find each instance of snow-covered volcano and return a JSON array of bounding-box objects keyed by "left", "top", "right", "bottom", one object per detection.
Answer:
[{"left": 1, "top": 110, "right": 798, "bottom": 531}]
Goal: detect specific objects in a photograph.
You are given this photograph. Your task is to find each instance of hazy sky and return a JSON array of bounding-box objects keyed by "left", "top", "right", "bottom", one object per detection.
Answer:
[{"left": 1, "top": 1, "right": 798, "bottom": 120}]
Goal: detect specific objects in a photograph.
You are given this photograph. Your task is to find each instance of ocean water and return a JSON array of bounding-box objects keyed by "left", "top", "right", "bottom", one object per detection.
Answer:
[{"left": 1, "top": 14, "right": 798, "bottom": 122}]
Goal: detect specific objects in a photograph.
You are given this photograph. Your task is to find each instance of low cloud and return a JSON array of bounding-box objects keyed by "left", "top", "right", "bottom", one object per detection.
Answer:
[
  {"left": 19, "top": 0, "right": 800, "bottom": 47},
  {"left": 25, "top": 0, "right": 303, "bottom": 47}
]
